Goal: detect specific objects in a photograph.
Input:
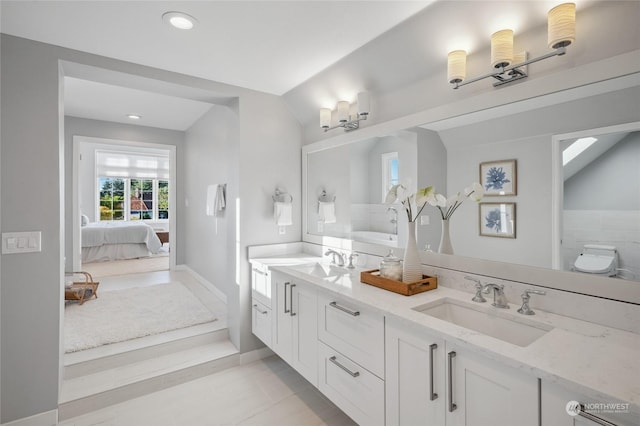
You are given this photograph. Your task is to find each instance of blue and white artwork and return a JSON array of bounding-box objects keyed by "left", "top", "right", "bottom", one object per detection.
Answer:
[
  {"left": 479, "top": 203, "right": 516, "bottom": 238},
  {"left": 480, "top": 159, "right": 516, "bottom": 195}
]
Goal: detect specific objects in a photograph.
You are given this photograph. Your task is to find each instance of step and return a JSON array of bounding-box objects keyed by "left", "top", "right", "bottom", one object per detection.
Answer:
[
  {"left": 59, "top": 339, "right": 240, "bottom": 420},
  {"left": 64, "top": 321, "right": 228, "bottom": 379}
]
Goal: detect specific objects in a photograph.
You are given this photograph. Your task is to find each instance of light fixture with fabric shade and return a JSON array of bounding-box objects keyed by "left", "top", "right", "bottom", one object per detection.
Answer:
[
  {"left": 491, "top": 29, "right": 514, "bottom": 69},
  {"left": 319, "top": 92, "right": 371, "bottom": 132},
  {"left": 447, "top": 50, "right": 467, "bottom": 84},
  {"left": 447, "top": 3, "right": 576, "bottom": 89},
  {"left": 548, "top": 2, "right": 576, "bottom": 49}
]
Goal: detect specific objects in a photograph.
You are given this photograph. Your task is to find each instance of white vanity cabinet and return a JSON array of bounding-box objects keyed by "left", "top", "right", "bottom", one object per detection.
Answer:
[
  {"left": 250, "top": 261, "right": 274, "bottom": 346},
  {"left": 542, "top": 380, "right": 634, "bottom": 426},
  {"left": 271, "top": 270, "right": 318, "bottom": 386},
  {"left": 317, "top": 293, "right": 386, "bottom": 426},
  {"left": 386, "top": 320, "right": 539, "bottom": 426}
]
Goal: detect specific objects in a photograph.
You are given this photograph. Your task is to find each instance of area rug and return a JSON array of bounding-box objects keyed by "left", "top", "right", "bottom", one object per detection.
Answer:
[
  {"left": 82, "top": 254, "right": 169, "bottom": 278},
  {"left": 64, "top": 282, "right": 216, "bottom": 353}
]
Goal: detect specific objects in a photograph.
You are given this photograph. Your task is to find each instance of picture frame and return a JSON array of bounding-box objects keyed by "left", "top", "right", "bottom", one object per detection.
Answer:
[
  {"left": 479, "top": 202, "right": 516, "bottom": 238},
  {"left": 479, "top": 159, "right": 517, "bottom": 196}
]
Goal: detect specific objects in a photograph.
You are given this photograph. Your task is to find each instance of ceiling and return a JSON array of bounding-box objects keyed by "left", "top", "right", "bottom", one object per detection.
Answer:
[{"left": 0, "top": 1, "right": 597, "bottom": 130}]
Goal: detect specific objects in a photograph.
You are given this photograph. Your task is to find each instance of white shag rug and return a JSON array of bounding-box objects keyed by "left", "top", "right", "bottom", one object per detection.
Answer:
[{"left": 64, "top": 282, "right": 216, "bottom": 353}]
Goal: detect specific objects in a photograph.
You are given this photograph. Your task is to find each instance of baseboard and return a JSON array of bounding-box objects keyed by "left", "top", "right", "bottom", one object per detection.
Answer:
[
  {"left": 239, "top": 346, "right": 274, "bottom": 365},
  {"left": 175, "top": 264, "right": 227, "bottom": 303},
  {"left": 1, "top": 409, "right": 57, "bottom": 426}
]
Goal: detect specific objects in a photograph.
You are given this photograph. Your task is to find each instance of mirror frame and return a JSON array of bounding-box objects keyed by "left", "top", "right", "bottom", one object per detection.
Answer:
[{"left": 303, "top": 71, "right": 640, "bottom": 305}]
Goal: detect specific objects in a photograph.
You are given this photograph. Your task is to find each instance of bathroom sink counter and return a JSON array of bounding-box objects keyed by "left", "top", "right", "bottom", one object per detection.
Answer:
[{"left": 271, "top": 262, "right": 640, "bottom": 419}]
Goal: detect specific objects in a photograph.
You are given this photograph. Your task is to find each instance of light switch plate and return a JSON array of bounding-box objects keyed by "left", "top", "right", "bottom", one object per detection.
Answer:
[{"left": 2, "top": 231, "right": 41, "bottom": 254}]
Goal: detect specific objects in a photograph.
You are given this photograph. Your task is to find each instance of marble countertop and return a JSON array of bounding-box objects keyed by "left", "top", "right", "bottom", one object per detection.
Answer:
[{"left": 252, "top": 256, "right": 640, "bottom": 420}]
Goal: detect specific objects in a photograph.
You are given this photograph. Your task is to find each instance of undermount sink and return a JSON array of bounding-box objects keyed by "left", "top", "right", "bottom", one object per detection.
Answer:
[
  {"left": 413, "top": 298, "right": 553, "bottom": 347},
  {"left": 289, "top": 262, "right": 351, "bottom": 279}
]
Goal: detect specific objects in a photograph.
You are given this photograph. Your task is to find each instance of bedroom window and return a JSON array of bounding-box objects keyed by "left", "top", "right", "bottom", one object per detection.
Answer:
[{"left": 98, "top": 177, "right": 169, "bottom": 222}]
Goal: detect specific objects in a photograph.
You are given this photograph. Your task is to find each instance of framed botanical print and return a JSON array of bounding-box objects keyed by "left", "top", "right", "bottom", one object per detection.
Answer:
[
  {"left": 479, "top": 202, "right": 516, "bottom": 238},
  {"left": 480, "top": 159, "right": 517, "bottom": 196}
]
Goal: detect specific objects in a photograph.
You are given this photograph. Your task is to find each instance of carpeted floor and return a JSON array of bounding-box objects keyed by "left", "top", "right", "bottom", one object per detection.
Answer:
[
  {"left": 64, "top": 282, "right": 216, "bottom": 353},
  {"left": 82, "top": 254, "right": 169, "bottom": 278}
]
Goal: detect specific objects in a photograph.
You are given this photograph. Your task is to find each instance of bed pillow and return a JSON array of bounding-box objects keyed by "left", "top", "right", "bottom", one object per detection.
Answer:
[{"left": 81, "top": 214, "right": 90, "bottom": 227}]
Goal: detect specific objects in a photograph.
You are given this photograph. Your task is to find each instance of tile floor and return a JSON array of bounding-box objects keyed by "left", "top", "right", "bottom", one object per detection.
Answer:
[{"left": 58, "top": 355, "right": 357, "bottom": 426}]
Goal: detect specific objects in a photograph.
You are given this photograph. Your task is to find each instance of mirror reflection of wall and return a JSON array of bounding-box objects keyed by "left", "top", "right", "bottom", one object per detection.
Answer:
[{"left": 562, "top": 131, "right": 640, "bottom": 281}]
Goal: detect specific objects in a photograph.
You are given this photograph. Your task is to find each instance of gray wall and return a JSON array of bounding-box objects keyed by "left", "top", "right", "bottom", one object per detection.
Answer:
[
  {"left": 1, "top": 34, "right": 301, "bottom": 424},
  {"left": 440, "top": 86, "right": 640, "bottom": 269},
  {"left": 64, "top": 116, "right": 185, "bottom": 271},
  {"left": 564, "top": 133, "right": 640, "bottom": 210},
  {"left": 182, "top": 105, "right": 238, "bottom": 298}
]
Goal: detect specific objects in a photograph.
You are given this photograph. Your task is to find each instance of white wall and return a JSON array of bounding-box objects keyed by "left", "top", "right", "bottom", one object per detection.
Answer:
[
  {"left": 440, "top": 86, "right": 640, "bottom": 269},
  {"left": 1, "top": 34, "right": 301, "bottom": 424}
]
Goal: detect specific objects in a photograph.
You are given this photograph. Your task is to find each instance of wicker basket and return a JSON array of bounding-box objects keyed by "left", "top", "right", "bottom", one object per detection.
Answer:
[{"left": 65, "top": 271, "right": 99, "bottom": 305}]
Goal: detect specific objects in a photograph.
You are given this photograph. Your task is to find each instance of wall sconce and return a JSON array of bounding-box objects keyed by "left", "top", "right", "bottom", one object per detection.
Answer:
[
  {"left": 320, "top": 92, "right": 370, "bottom": 132},
  {"left": 447, "top": 2, "right": 576, "bottom": 89}
]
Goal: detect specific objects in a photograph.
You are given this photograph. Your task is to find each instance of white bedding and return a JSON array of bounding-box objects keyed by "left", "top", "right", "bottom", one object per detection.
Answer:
[{"left": 81, "top": 222, "right": 162, "bottom": 263}]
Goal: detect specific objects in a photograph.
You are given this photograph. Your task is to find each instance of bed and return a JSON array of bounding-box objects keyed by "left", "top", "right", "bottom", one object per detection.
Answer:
[{"left": 81, "top": 221, "right": 163, "bottom": 263}]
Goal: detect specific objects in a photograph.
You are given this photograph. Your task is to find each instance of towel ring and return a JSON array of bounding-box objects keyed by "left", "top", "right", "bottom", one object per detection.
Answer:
[
  {"left": 272, "top": 188, "right": 293, "bottom": 203},
  {"left": 318, "top": 189, "right": 336, "bottom": 203}
]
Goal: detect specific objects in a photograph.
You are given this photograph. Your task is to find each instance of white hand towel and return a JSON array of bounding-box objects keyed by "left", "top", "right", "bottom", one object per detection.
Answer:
[
  {"left": 206, "top": 184, "right": 226, "bottom": 216},
  {"left": 274, "top": 202, "right": 293, "bottom": 226},
  {"left": 318, "top": 201, "right": 336, "bottom": 224}
]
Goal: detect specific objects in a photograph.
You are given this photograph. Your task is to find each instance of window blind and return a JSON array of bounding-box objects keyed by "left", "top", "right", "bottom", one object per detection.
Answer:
[{"left": 96, "top": 150, "right": 170, "bottom": 179}]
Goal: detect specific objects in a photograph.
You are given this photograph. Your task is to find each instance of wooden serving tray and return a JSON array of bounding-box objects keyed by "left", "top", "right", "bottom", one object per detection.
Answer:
[{"left": 360, "top": 269, "right": 437, "bottom": 296}]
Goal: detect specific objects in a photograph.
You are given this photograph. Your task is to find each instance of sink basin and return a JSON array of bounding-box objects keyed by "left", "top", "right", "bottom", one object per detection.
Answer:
[
  {"left": 289, "top": 262, "right": 351, "bottom": 279},
  {"left": 413, "top": 298, "right": 552, "bottom": 347}
]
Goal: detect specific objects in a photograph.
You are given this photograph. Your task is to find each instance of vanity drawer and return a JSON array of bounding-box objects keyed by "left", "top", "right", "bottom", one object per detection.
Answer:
[
  {"left": 318, "top": 292, "right": 385, "bottom": 378},
  {"left": 251, "top": 262, "right": 272, "bottom": 307},
  {"left": 251, "top": 299, "right": 272, "bottom": 346},
  {"left": 318, "top": 341, "right": 384, "bottom": 426}
]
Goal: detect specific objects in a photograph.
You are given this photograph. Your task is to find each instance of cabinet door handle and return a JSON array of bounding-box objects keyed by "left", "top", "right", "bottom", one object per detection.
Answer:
[
  {"left": 289, "top": 284, "right": 297, "bottom": 317},
  {"left": 577, "top": 404, "right": 618, "bottom": 426},
  {"left": 329, "top": 356, "right": 360, "bottom": 378},
  {"left": 252, "top": 268, "right": 268, "bottom": 276},
  {"left": 429, "top": 343, "right": 438, "bottom": 401},
  {"left": 329, "top": 301, "right": 360, "bottom": 316},
  {"left": 283, "top": 282, "right": 290, "bottom": 314},
  {"left": 448, "top": 351, "right": 457, "bottom": 412},
  {"left": 252, "top": 304, "right": 268, "bottom": 315}
]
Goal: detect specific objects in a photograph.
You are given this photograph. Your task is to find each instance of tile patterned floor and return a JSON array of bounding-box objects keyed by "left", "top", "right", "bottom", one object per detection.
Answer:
[{"left": 58, "top": 355, "right": 356, "bottom": 426}]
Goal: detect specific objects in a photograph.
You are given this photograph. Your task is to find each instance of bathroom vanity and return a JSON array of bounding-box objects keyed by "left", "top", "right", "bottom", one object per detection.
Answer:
[{"left": 250, "top": 247, "right": 638, "bottom": 426}]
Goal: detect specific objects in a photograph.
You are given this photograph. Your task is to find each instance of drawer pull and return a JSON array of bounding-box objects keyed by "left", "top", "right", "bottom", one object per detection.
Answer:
[
  {"left": 429, "top": 343, "right": 438, "bottom": 401},
  {"left": 290, "top": 284, "right": 297, "bottom": 317},
  {"left": 252, "top": 268, "right": 268, "bottom": 276},
  {"left": 448, "top": 351, "right": 457, "bottom": 412},
  {"left": 329, "top": 356, "right": 360, "bottom": 378},
  {"left": 329, "top": 301, "right": 360, "bottom": 316},
  {"left": 252, "top": 304, "right": 268, "bottom": 315},
  {"left": 576, "top": 404, "right": 618, "bottom": 426},
  {"left": 284, "top": 282, "right": 290, "bottom": 313}
]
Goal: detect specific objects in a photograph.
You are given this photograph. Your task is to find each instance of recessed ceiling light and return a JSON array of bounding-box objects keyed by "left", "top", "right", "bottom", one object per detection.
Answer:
[
  {"left": 162, "top": 11, "right": 197, "bottom": 30},
  {"left": 126, "top": 114, "right": 142, "bottom": 120}
]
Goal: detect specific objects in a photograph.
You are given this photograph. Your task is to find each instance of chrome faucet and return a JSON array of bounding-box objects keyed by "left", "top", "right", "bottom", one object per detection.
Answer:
[
  {"left": 387, "top": 207, "right": 398, "bottom": 235},
  {"left": 482, "top": 283, "right": 510, "bottom": 309},
  {"left": 517, "top": 289, "right": 546, "bottom": 315},
  {"left": 465, "top": 276, "right": 486, "bottom": 303},
  {"left": 324, "top": 249, "right": 345, "bottom": 267},
  {"left": 347, "top": 253, "right": 359, "bottom": 269}
]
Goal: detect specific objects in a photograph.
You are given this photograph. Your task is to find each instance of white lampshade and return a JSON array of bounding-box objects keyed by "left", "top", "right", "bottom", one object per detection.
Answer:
[
  {"left": 447, "top": 50, "right": 467, "bottom": 84},
  {"left": 337, "top": 101, "right": 350, "bottom": 123},
  {"left": 320, "top": 108, "right": 332, "bottom": 129},
  {"left": 548, "top": 3, "right": 576, "bottom": 49},
  {"left": 357, "top": 92, "right": 370, "bottom": 116},
  {"left": 491, "top": 29, "right": 514, "bottom": 69}
]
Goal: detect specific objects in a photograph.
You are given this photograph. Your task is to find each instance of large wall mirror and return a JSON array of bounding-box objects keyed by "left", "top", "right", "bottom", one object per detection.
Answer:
[{"left": 303, "top": 74, "right": 640, "bottom": 303}]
